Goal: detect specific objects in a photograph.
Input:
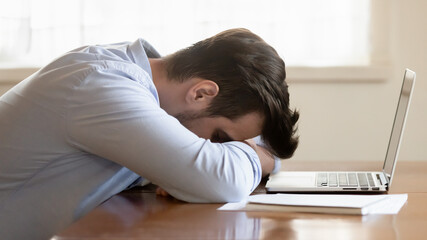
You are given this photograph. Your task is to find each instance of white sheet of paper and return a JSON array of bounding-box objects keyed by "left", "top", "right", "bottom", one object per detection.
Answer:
[
  {"left": 248, "top": 194, "right": 387, "bottom": 208},
  {"left": 217, "top": 194, "right": 408, "bottom": 215},
  {"left": 363, "top": 194, "right": 408, "bottom": 214},
  {"left": 217, "top": 199, "right": 248, "bottom": 211}
]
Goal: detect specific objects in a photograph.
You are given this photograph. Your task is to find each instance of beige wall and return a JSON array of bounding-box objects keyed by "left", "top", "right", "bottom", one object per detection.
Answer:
[
  {"left": 290, "top": 0, "right": 427, "bottom": 162},
  {"left": 1, "top": 0, "right": 426, "bottom": 162}
]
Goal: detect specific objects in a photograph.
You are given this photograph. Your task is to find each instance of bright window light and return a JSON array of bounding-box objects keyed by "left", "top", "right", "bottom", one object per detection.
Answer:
[{"left": 0, "top": 0, "right": 370, "bottom": 67}]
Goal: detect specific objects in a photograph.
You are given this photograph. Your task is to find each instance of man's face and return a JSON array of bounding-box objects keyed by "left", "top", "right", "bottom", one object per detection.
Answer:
[{"left": 176, "top": 111, "right": 264, "bottom": 142}]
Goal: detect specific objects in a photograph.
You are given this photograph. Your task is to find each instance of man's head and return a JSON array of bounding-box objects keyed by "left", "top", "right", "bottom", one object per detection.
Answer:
[{"left": 162, "top": 28, "right": 299, "bottom": 159}]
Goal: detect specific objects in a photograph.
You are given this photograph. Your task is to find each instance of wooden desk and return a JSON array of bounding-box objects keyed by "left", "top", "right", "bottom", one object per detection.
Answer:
[{"left": 52, "top": 161, "right": 427, "bottom": 240}]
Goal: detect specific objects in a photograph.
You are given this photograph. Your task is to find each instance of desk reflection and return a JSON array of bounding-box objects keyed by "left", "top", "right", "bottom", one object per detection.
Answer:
[
  {"left": 246, "top": 212, "right": 397, "bottom": 240},
  {"left": 69, "top": 193, "right": 261, "bottom": 239}
]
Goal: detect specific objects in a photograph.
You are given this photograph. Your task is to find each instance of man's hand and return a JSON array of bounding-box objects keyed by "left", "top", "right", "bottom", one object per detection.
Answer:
[
  {"left": 243, "top": 139, "right": 276, "bottom": 178},
  {"left": 156, "top": 187, "right": 170, "bottom": 197}
]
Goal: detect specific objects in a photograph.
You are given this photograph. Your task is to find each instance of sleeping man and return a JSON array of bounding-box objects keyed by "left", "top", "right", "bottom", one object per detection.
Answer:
[{"left": 0, "top": 28, "right": 299, "bottom": 239}]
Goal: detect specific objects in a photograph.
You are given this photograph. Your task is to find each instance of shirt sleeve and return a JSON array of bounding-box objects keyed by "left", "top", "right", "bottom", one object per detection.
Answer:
[
  {"left": 65, "top": 64, "right": 262, "bottom": 203},
  {"left": 253, "top": 136, "right": 282, "bottom": 174}
]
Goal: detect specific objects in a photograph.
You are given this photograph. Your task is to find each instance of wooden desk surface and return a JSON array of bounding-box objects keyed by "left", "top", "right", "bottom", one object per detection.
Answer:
[{"left": 52, "top": 161, "right": 427, "bottom": 240}]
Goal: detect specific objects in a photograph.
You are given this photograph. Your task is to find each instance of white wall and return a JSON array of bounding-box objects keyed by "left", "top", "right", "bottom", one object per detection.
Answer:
[
  {"left": 290, "top": 0, "right": 427, "bottom": 162},
  {"left": 1, "top": 0, "right": 426, "bottom": 162}
]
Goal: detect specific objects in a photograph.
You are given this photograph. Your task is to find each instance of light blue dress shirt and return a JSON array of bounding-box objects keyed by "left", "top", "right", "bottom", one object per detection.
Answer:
[{"left": 0, "top": 39, "right": 264, "bottom": 240}]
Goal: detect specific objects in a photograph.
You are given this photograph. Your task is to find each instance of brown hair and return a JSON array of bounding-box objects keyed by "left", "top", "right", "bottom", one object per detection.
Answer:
[{"left": 164, "top": 28, "right": 299, "bottom": 159}]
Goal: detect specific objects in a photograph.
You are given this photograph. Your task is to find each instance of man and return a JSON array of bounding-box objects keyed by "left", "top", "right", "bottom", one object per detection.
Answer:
[{"left": 0, "top": 28, "right": 299, "bottom": 239}]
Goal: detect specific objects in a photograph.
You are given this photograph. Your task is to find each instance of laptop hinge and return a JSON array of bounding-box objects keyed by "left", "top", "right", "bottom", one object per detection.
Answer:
[{"left": 382, "top": 171, "right": 391, "bottom": 189}]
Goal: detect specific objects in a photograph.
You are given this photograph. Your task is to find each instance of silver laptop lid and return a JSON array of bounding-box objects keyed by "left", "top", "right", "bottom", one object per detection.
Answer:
[{"left": 383, "top": 69, "right": 416, "bottom": 185}]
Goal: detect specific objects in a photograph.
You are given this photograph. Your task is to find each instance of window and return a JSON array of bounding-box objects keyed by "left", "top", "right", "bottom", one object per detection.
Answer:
[{"left": 1, "top": 0, "right": 371, "bottom": 67}]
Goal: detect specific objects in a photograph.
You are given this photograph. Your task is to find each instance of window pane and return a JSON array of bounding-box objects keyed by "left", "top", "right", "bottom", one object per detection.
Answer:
[{"left": 0, "top": 0, "right": 370, "bottom": 66}]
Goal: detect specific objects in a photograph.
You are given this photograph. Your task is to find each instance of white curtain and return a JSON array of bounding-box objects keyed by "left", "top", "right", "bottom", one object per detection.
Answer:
[{"left": 0, "top": 0, "right": 370, "bottom": 66}]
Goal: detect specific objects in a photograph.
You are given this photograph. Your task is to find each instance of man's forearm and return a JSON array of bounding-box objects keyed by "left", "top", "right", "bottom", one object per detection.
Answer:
[
  {"left": 242, "top": 139, "right": 275, "bottom": 177},
  {"left": 257, "top": 145, "right": 275, "bottom": 177}
]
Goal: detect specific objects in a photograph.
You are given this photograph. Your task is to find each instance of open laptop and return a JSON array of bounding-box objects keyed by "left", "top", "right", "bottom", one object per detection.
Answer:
[{"left": 266, "top": 69, "right": 416, "bottom": 193}]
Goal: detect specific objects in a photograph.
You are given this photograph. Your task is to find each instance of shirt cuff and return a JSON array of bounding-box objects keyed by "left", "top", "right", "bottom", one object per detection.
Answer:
[
  {"left": 253, "top": 135, "right": 281, "bottom": 174},
  {"left": 272, "top": 156, "right": 282, "bottom": 174},
  {"left": 226, "top": 141, "right": 262, "bottom": 192}
]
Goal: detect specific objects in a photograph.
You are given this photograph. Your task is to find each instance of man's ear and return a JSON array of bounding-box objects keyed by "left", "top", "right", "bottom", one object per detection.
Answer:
[{"left": 185, "top": 79, "right": 219, "bottom": 110}]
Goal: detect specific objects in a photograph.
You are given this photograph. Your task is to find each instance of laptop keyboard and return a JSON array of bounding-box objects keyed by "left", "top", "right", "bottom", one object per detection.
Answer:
[{"left": 316, "top": 172, "right": 377, "bottom": 188}]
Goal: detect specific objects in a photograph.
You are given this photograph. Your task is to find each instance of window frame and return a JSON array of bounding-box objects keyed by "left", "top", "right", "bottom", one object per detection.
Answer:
[{"left": 0, "top": 0, "right": 391, "bottom": 84}]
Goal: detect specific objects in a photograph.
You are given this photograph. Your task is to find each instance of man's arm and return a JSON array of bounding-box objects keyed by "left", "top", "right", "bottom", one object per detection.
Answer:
[
  {"left": 66, "top": 67, "right": 262, "bottom": 203},
  {"left": 156, "top": 139, "right": 277, "bottom": 197},
  {"left": 243, "top": 139, "right": 276, "bottom": 177},
  {"left": 257, "top": 145, "right": 276, "bottom": 177}
]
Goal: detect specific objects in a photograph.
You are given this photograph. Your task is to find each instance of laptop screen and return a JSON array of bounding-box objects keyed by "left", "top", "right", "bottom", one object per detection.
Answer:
[{"left": 383, "top": 69, "right": 416, "bottom": 184}]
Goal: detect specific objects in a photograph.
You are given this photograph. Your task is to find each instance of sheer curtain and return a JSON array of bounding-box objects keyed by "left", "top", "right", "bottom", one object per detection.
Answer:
[{"left": 0, "top": 0, "right": 370, "bottom": 66}]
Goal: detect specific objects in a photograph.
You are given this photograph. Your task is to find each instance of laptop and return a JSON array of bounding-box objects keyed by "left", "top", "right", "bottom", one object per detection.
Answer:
[{"left": 266, "top": 69, "right": 416, "bottom": 193}]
